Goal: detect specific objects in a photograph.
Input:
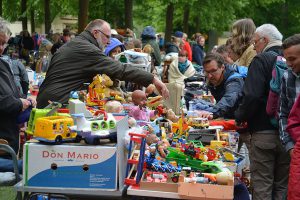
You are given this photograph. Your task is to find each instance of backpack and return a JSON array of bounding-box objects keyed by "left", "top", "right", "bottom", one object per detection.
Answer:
[
  {"left": 266, "top": 52, "right": 288, "bottom": 127},
  {"left": 226, "top": 64, "right": 248, "bottom": 82}
]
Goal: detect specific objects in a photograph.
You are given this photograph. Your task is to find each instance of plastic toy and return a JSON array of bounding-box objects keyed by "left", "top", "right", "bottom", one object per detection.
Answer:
[
  {"left": 86, "top": 74, "right": 124, "bottom": 107},
  {"left": 26, "top": 102, "right": 67, "bottom": 135},
  {"left": 145, "top": 152, "right": 180, "bottom": 173},
  {"left": 33, "top": 116, "right": 77, "bottom": 144},
  {"left": 166, "top": 147, "right": 222, "bottom": 173},
  {"left": 188, "top": 117, "right": 210, "bottom": 129},
  {"left": 145, "top": 171, "right": 168, "bottom": 183},
  {"left": 171, "top": 110, "right": 190, "bottom": 135},
  {"left": 70, "top": 112, "right": 117, "bottom": 144},
  {"left": 146, "top": 96, "right": 163, "bottom": 109}
]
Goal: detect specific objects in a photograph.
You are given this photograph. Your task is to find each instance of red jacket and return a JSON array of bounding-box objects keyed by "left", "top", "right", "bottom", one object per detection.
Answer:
[
  {"left": 287, "top": 95, "right": 300, "bottom": 200},
  {"left": 183, "top": 39, "right": 192, "bottom": 61},
  {"left": 287, "top": 95, "right": 300, "bottom": 142}
]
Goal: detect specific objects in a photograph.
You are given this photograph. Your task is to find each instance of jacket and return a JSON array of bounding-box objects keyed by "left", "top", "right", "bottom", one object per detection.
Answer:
[
  {"left": 142, "top": 39, "right": 161, "bottom": 66},
  {"left": 1, "top": 55, "right": 29, "bottom": 97},
  {"left": 235, "top": 46, "right": 282, "bottom": 132},
  {"left": 286, "top": 93, "right": 300, "bottom": 142},
  {"left": 192, "top": 44, "right": 204, "bottom": 66},
  {"left": 279, "top": 69, "right": 300, "bottom": 152},
  {"left": 208, "top": 64, "right": 244, "bottom": 119},
  {"left": 37, "top": 30, "right": 154, "bottom": 108},
  {"left": 183, "top": 39, "right": 192, "bottom": 61},
  {"left": 235, "top": 44, "right": 256, "bottom": 67},
  {"left": 0, "top": 58, "right": 23, "bottom": 154},
  {"left": 168, "top": 58, "right": 195, "bottom": 85},
  {"left": 165, "top": 43, "right": 180, "bottom": 55},
  {"left": 104, "top": 38, "right": 125, "bottom": 56}
]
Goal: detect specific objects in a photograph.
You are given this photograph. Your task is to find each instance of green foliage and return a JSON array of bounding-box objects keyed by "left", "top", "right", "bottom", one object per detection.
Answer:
[
  {"left": 1, "top": 0, "right": 299, "bottom": 38},
  {"left": 89, "top": 0, "right": 124, "bottom": 28}
]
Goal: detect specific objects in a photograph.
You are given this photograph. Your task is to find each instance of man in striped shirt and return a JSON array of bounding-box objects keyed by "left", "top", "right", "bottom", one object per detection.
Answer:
[{"left": 279, "top": 34, "right": 300, "bottom": 157}]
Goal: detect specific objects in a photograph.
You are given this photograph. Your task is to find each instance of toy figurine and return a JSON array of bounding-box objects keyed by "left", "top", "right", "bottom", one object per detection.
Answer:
[
  {"left": 104, "top": 100, "right": 124, "bottom": 113},
  {"left": 184, "top": 143, "right": 196, "bottom": 158},
  {"left": 129, "top": 90, "right": 156, "bottom": 126}
]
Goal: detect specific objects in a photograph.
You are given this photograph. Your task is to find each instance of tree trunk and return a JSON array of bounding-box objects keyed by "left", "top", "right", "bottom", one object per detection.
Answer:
[
  {"left": 0, "top": 0, "right": 2, "bottom": 17},
  {"left": 78, "top": 0, "right": 89, "bottom": 33},
  {"left": 44, "top": 0, "right": 51, "bottom": 34},
  {"left": 21, "top": 0, "right": 27, "bottom": 30},
  {"left": 281, "top": 0, "right": 288, "bottom": 36},
  {"left": 164, "top": 3, "right": 174, "bottom": 45},
  {"left": 30, "top": 9, "right": 35, "bottom": 33},
  {"left": 124, "top": 0, "right": 133, "bottom": 30},
  {"left": 195, "top": 15, "right": 200, "bottom": 33},
  {"left": 183, "top": 5, "right": 189, "bottom": 35}
]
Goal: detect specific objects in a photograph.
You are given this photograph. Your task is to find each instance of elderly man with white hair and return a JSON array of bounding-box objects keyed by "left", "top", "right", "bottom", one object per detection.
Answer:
[{"left": 235, "top": 24, "right": 290, "bottom": 200}]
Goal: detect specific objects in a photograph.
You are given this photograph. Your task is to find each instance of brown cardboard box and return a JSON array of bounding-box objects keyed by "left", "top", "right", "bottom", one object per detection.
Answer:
[
  {"left": 139, "top": 172, "right": 178, "bottom": 193},
  {"left": 178, "top": 177, "right": 234, "bottom": 200}
]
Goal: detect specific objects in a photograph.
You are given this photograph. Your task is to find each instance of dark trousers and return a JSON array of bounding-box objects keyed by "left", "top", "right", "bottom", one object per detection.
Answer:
[{"left": 250, "top": 131, "right": 290, "bottom": 200}]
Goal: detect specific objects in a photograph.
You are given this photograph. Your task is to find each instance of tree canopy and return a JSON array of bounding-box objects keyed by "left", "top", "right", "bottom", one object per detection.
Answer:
[{"left": 1, "top": 0, "right": 299, "bottom": 38}]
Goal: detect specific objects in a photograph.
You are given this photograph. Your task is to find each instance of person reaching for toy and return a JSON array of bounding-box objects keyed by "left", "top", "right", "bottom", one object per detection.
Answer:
[
  {"left": 37, "top": 19, "right": 169, "bottom": 108},
  {"left": 195, "top": 53, "right": 244, "bottom": 120}
]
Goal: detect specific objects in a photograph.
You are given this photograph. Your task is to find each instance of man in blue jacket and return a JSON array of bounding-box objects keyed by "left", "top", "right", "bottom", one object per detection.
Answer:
[{"left": 197, "top": 52, "right": 244, "bottom": 120}]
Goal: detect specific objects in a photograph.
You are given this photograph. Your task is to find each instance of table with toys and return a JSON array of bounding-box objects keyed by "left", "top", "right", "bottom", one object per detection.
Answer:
[{"left": 15, "top": 73, "right": 249, "bottom": 199}]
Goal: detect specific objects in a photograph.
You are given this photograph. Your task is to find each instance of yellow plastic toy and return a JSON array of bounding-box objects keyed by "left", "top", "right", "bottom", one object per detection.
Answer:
[{"left": 33, "top": 116, "right": 77, "bottom": 144}]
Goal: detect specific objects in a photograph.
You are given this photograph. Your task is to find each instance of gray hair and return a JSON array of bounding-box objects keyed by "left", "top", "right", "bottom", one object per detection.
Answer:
[
  {"left": 85, "top": 19, "right": 109, "bottom": 32},
  {"left": 0, "top": 17, "right": 11, "bottom": 37},
  {"left": 255, "top": 24, "right": 283, "bottom": 41}
]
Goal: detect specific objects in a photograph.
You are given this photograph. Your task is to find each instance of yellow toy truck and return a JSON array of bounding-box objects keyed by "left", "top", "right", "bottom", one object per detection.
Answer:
[{"left": 33, "top": 116, "right": 77, "bottom": 144}]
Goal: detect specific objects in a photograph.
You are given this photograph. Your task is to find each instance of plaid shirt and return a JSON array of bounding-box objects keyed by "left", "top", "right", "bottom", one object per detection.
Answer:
[{"left": 279, "top": 69, "right": 300, "bottom": 152}]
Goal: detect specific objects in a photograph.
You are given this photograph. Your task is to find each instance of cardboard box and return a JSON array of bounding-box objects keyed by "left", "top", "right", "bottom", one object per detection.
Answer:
[
  {"left": 23, "top": 143, "right": 117, "bottom": 190},
  {"left": 139, "top": 172, "right": 178, "bottom": 193},
  {"left": 178, "top": 178, "right": 234, "bottom": 200}
]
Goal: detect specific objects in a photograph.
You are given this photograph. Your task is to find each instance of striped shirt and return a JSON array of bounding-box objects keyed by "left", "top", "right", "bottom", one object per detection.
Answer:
[{"left": 279, "top": 69, "right": 300, "bottom": 152}]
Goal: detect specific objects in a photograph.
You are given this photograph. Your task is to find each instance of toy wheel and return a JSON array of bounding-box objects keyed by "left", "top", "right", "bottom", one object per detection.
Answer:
[
  {"left": 93, "top": 138, "right": 100, "bottom": 145},
  {"left": 75, "top": 135, "right": 82, "bottom": 143},
  {"left": 109, "top": 137, "right": 117, "bottom": 143},
  {"left": 171, "top": 176, "right": 179, "bottom": 183},
  {"left": 55, "top": 136, "right": 62, "bottom": 144}
]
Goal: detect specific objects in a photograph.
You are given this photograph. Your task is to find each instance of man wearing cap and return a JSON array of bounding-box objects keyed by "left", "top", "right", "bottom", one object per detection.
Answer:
[{"left": 174, "top": 31, "right": 192, "bottom": 61}]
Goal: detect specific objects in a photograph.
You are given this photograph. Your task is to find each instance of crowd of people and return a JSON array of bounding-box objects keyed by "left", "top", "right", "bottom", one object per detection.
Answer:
[{"left": 0, "top": 15, "right": 300, "bottom": 200}]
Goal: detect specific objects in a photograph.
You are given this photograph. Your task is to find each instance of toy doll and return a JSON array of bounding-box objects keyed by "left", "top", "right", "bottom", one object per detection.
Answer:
[{"left": 129, "top": 90, "right": 156, "bottom": 126}]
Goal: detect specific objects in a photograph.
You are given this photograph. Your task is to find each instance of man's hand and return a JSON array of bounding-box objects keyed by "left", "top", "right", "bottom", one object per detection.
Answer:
[
  {"left": 152, "top": 77, "right": 169, "bottom": 99},
  {"left": 27, "top": 96, "right": 37, "bottom": 107},
  {"left": 196, "top": 110, "right": 213, "bottom": 120},
  {"left": 20, "top": 98, "right": 31, "bottom": 111}
]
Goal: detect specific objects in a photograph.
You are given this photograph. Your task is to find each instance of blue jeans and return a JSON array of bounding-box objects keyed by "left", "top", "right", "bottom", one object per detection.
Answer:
[{"left": 0, "top": 158, "right": 22, "bottom": 174}]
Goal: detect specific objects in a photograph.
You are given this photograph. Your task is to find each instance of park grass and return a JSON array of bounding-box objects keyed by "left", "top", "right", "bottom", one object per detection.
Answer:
[{"left": 0, "top": 186, "right": 17, "bottom": 200}]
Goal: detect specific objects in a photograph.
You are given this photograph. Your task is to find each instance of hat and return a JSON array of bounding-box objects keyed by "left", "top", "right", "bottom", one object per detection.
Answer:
[
  {"left": 141, "top": 26, "right": 156, "bottom": 39},
  {"left": 111, "top": 29, "right": 118, "bottom": 35},
  {"left": 105, "top": 38, "right": 125, "bottom": 56},
  {"left": 174, "top": 31, "right": 183, "bottom": 38}
]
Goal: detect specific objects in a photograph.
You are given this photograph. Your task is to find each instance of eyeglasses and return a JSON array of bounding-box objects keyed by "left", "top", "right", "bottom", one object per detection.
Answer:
[
  {"left": 253, "top": 37, "right": 264, "bottom": 46},
  {"left": 95, "top": 29, "right": 110, "bottom": 40},
  {"left": 204, "top": 68, "right": 221, "bottom": 76}
]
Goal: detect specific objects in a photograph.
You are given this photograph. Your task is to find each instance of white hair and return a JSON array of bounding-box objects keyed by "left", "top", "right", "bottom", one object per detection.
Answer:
[
  {"left": 255, "top": 24, "right": 283, "bottom": 41},
  {"left": 0, "top": 17, "right": 11, "bottom": 37}
]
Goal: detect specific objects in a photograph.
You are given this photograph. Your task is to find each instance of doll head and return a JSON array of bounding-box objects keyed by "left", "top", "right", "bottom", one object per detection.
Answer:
[{"left": 132, "top": 90, "right": 147, "bottom": 108}]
